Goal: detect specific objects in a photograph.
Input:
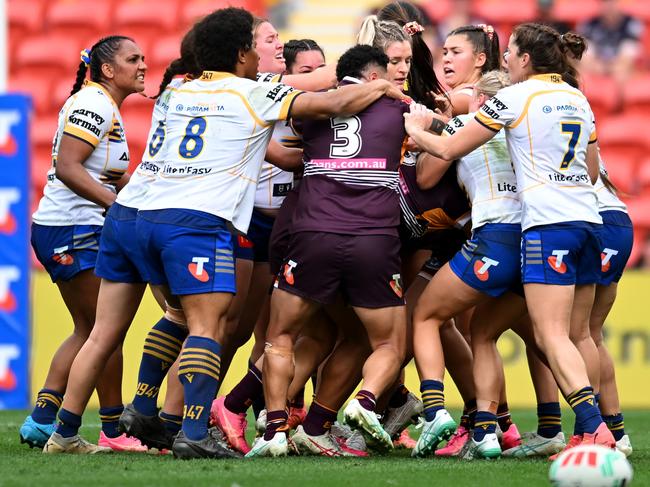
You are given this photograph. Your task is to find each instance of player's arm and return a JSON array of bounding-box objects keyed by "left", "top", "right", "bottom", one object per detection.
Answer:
[
  {"left": 55, "top": 134, "right": 116, "bottom": 209},
  {"left": 404, "top": 103, "right": 495, "bottom": 161},
  {"left": 416, "top": 152, "right": 453, "bottom": 190},
  {"left": 115, "top": 172, "right": 131, "bottom": 192},
  {"left": 586, "top": 140, "right": 599, "bottom": 185},
  {"left": 281, "top": 64, "right": 337, "bottom": 91},
  {"left": 289, "top": 79, "right": 408, "bottom": 120},
  {"left": 265, "top": 138, "right": 303, "bottom": 171}
]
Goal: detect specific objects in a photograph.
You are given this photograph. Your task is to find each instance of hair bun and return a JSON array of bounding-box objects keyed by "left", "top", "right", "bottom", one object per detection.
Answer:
[{"left": 561, "top": 32, "right": 587, "bottom": 61}]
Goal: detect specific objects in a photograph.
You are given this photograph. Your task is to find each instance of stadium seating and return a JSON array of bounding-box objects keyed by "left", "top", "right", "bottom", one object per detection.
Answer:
[
  {"left": 600, "top": 149, "right": 637, "bottom": 196},
  {"left": 8, "top": 75, "right": 52, "bottom": 115},
  {"left": 14, "top": 34, "right": 81, "bottom": 80},
  {"left": 622, "top": 73, "right": 650, "bottom": 116},
  {"left": 46, "top": 0, "right": 113, "bottom": 41},
  {"left": 8, "top": 0, "right": 45, "bottom": 53},
  {"left": 113, "top": 0, "right": 180, "bottom": 49},
  {"left": 551, "top": 0, "right": 601, "bottom": 23}
]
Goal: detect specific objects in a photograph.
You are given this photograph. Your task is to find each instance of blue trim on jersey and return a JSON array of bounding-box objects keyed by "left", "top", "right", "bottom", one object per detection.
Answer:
[
  {"left": 521, "top": 221, "right": 602, "bottom": 285},
  {"left": 94, "top": 203, "right": 149, "bottom": 283},
  {"left": 136, "top": 209, "right": 235, "bottom": 295},
  {"left": 448, "top": 223, "right": 521, "bottom": 297},
  {"left": 598, "top": 210, "right": 633, "bottom": 285},
  {"left": 31, "top": 223, "right": 101, "bottom": 282}
]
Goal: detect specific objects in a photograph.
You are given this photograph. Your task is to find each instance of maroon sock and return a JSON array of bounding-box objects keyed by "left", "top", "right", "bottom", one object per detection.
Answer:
[
  {"left": 290, "top": 387, "right": 305, "bottom": 409},
  {"left": 388, "top": 384, "right": 409, "bottom": 409},
  {"left": 355, "top": 390, "right": 376, "bottom": 412},
  {"left": 303, "top": 401, "right": 338, "bottom": 436},
  {"left": 497, "top": 402, "right": 513, "bottom": 431},
  {"left": 264, "top": 409, "right": 289, "bottom": 441},
  {"left": 224, "top": 364, "right": 263, "bottom": 414}
]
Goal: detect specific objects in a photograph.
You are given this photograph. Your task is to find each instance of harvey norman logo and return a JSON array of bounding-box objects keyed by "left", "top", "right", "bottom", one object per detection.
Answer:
[{"left": 0, "top": 111, "right": 21, "bottom": 157}]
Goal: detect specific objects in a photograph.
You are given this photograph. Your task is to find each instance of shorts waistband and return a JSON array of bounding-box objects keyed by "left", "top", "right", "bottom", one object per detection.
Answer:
[
  {"left": 108, "top": 202, "right": 138, "bottom": 221},
  {"left": 600, "top": 210, "right": 632, "bottom": 227},
  {"left": 138, "top": 208, "right": 229, "bottom": 230}
]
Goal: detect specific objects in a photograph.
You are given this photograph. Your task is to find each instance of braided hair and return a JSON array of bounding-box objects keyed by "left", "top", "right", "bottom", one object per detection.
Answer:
[{"left": 70, "top": 35, "right": 134, "bottom": 96}]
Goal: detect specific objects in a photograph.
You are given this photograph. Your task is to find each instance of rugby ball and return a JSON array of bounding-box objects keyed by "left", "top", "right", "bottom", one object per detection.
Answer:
[{"left": 549, "top": 444, "right": 633, "bottom": 486}]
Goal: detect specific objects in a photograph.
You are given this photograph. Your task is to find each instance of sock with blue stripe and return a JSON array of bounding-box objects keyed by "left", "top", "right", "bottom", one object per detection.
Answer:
[
  {"left": 100, "top": 405, "right": 124, "bottom": 438},
  {"left": 56, "top": 408, "right": 82, "bottom": 438},
  {"left": 159, "top": 411, "right": 183, "bottom": 436},
  {"left": 178, "top": 336, "right": 222, "bottom": 441},
  {"left": 31, "top": 388, "right": 63, "bottom": 425},
  {"left": 473, "top": 411, "right": 497, "bottom": 442},
  {"left": 420, "top": 380, "right": 444, "bottom": 422},
  {"left": 566, "top": 386, "right": 602, "bottom": 435},
  {"left": 603, "top": 413, "right": 625, "bottom": 441},
  {"left": 537, "top": 402, "right": 562, "bottom": 438},
  {"left": 132, "top": 317, "right": 188, "bottom": 416}
]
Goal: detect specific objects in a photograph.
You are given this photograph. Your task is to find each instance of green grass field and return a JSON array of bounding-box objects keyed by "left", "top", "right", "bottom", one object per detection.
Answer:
[{"left": 0, "top": 409, "right": 647, "bottom": 487}]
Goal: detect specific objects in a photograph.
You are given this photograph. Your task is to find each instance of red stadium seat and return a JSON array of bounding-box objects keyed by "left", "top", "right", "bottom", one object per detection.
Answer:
[
  {"left": 31, "top": 145, "right": 53, "bottom": 197},
  {"left": 626, "top": 228, "right": 646, "bottom": 268},
  {"left": 597, "top": 114, "right": 650, "bottom": 161},
  {"left": 180, "top": 0, "right": 266, "bottom": 28},
  {"left": 581, "top": 74, "right": 619, "bottom": 119},
  {"left": 622, "top": 73, "right": 650, "bottom": 116},
  {"left": 14, "top": 35, "right": 81, "bottom": 80},
  {"left": 551, "top": 0, "right": 600, "bottom": 23},
  {"left": 599, "top": 149, "right": 637, "bottom": 195},
  {"left": 638, "top": 158, "right": 650, "bottom": 194},
  {"left": 150, "top": 35, "right": 184, "bottom": 72},
  {"left": 120, "top": 111, "right": 154, "bottom": 171},
  {"left": 46, "top": 0, "right": 112, "bottom": 41},
  {"left": 419, "top": 0, "right": 452, "bottom": 23},
  {"left": 114, "top": 0, "right": 180, "bottom": 42},
  {"left": 9, "top": 0, "right": 46, "bottom": 36},
  {"left": 626, "top": 196, "right": 650, "bottom": 229},
  {"left": 472, "top": 0, "right": 536, "bottom": 25},
  {"left": 8, "top": 75, "right": 52, "bottom": 115}
]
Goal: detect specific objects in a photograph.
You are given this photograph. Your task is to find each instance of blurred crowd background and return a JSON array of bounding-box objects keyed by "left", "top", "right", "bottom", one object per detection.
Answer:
[{"left": 6, "top": 0, "right": 650, "bottom": 267}]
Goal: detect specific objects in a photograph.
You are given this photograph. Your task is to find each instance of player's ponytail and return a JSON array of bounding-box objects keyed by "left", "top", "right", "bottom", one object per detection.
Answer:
[
  {"left": 560, "top": 32, "right": 587, "bottom": 88},
  {"left": 70, "top": 58, "right": 89, "bottom": 96},
  {"left": 357, "top": 15, "right": 379, "bottom": 46}
]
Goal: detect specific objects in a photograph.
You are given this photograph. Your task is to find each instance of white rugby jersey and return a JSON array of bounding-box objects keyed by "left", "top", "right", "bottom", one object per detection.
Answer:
[
  {"left": 117, "top": 77, "right": 185, "bottom": 209},
  {"left": 33, "top": 81, "right": 129, "bottom": 226},
  {"left": 595, "top": 152, "right": 627, "bottom": 213},
  {"left": 140, "top": 71, "right": 302, "bottom": 233},
  {"left": 476, "top": 73, "right": 602, "bottom": 230},
  {"left": 444, "top": 113, "right": 520, "bottom": 230},
  {"left": 254, "top": 120, "right": 300, "bottom": 209}
]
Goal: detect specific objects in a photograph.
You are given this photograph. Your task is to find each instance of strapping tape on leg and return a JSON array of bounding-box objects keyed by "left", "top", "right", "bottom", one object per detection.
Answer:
[
  {"left": 264, "top": 342, "right": 295, "bottom": 364},
  {"left": 164, "top": 302, "right": 188, "bottom": 329}
]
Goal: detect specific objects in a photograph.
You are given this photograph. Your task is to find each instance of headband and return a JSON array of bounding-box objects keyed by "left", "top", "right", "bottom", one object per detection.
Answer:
[
  {"left": 80, "top": 49, "right": 91, "bottom": 67},
  {"left": 404, "top": 21, "right": 424, "bottom": 36}
]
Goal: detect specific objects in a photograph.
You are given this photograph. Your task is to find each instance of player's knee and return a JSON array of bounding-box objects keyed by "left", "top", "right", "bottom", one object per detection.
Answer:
[{"left": 264, "top": 340, "right": 295, "bottom": 363}]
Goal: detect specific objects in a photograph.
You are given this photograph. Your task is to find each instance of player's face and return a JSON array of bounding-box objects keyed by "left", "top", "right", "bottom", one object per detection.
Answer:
[
  {"left": 109, "top": 39, "right": 147, "bottom": 94},
  {"left": 385, "top": 40, "right": 412, "bottom": 91},
  {"left": 443, "top": 34, "right": 484, "bottom": 88},
  {"left": 505, "top": 35, "right": 526, "bottom": 83},
  {"left": 288, "top": 50, "right": 325, "bottom": 74},
  {"left": 255, "top": 21, "right": 285, "bottom": 74}
]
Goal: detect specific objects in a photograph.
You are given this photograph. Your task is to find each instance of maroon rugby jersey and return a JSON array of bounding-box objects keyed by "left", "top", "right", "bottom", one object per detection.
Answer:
[{"left": 291, "top": 79, "right": 408, "bottom": 236}]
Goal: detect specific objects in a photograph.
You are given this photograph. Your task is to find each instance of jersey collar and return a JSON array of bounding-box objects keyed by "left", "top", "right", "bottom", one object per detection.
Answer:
[
  {"left": 84, "top": 80, "right": 117, "bottom": 106},
  {"left": 200, "top": 71, "right": 236, "bottom": 81},
  {"left": 529, "top": 73, "right": 563, "bottom": 83}
]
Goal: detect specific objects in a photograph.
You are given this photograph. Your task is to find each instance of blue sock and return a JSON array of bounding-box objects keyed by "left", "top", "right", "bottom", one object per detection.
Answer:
[
  {"left": 99, "top": 405, "right": 124, "bottom": 438},
  {"left": 178, "top": 336, "right": 222, "bottom": 441},
  {"left": 132, "top": 317, "right": 188, "bottom": 416},
  {"left": 56, "top": 408, "right": 82, "bottom": 438},
  {"left": 603, "top": 413, "right": 625, "bottom": 441},
  {"left": 567, "top": 386, "right": 602, "bottom": 435},
  {"left": 473, "top": 411, "right": 497, "bottom": 442},
  {"left": 159, "top": 411, "right": 183, "bottom": 435},
  {"left": 420, "top": 380, "right": 444, "bottom": 421},
  {"left": 595, "top": 393, "right": 600, "bottom": 407},
  {"left": 537, "top": 402, "right": 562, "bottom": 438},
  {"left": 31, "top": 388, "right": 63, "bottom": 425}
]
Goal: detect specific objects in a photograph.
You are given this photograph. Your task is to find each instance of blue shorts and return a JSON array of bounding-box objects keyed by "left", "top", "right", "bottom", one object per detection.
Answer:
[
  {"left": 521, "top": 221, "right": 602, "bottom": 285},
  {"left": 247, "top": 209, "right": 276, "bottom": 262},
  {"left": 95, "top": 203, "right": 149, "bottom": 283},
  {"left": 31, "top": 223, "right": 101, "bottom": 282},
  {"left": 449, "top": 223, "right": 521, "bottom": 297},
  {"left": 598, "top": 211, "right": 633, "bottom": 285},
  {"left": 136, "top": 209, "right": 236, "bottom": 296},
  {"left": 232, "top": 233, "right": 254, "bottom": 261}
]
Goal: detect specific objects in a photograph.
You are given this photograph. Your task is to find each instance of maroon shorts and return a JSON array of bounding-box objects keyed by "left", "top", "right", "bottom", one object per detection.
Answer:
[
  {"left": 269, "top": 189, "right": 299, "bottom": 276},
  {"left": 276, "top": 231, "right": 404, "bottom": 308}
]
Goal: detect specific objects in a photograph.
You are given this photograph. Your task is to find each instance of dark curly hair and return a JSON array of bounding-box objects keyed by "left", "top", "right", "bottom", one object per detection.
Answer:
[
  {"left": 336, "top": 45, "right": 389, "bottom": 82},
  {"left": 193, "top": 7, "right": 254, "bottom": 73},
  {"left": 70, "top": 35, "right": 134, "bottom": 96}
]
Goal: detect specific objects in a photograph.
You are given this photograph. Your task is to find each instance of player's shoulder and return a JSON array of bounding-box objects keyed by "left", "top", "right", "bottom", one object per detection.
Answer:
[{"left": 65, "top": 84, "right": 114, "bottom": 123}]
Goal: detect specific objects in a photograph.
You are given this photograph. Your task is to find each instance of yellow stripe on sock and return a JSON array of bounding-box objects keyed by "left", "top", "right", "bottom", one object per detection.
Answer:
[
  {"left": 145, "top": 335, "right": 182, "bottom": 354},
  {"left": 569, "top": 395, "right": 594, "bottom": 408},
  {"left": 144, "top": 342, "right": 178, "bottom": 361},
  {"left": 178, "top": 367, "right": 219, "bottom": 381},
  {"left": 149, "top": 329, "right": 184, "bottom": 347},
  {"left": 144, "top": 348, "right": 178, "bottom": 364},
  {"left": 181, "top": 348, "right": 221, "bottom": 363}
]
